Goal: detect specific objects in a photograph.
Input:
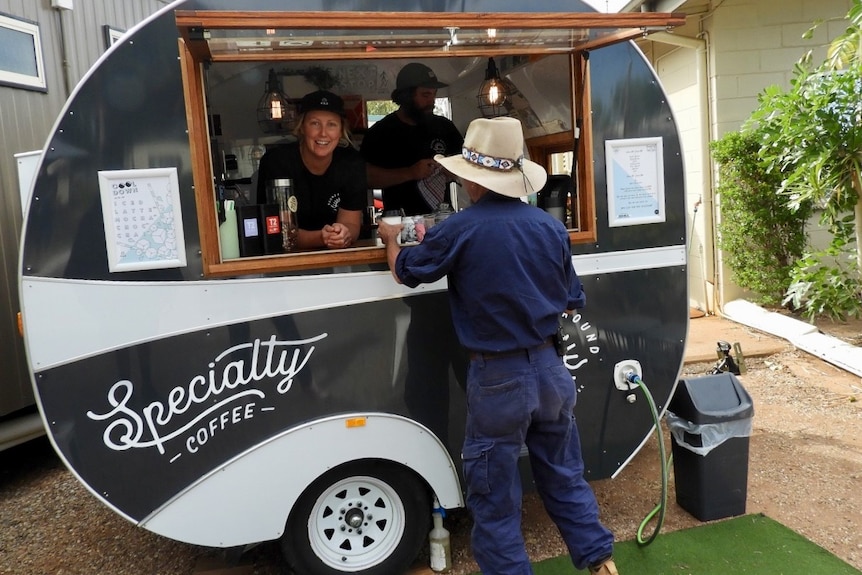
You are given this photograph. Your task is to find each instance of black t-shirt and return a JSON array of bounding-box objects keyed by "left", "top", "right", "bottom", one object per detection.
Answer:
[
  {"left": 360, "top": 113, "right": 463, "bottom": 216},
  {"left": 256, "top": 143, "right": 367, "bottom": 231}
]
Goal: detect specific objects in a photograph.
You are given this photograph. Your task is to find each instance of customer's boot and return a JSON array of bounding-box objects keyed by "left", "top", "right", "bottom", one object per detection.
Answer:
[{"left": 589, "top": 558, "right": 619, "bottom": 575}]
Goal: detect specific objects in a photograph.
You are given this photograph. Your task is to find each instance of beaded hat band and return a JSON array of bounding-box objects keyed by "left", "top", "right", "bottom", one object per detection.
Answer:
[
  {"left": 434, "top": 117, "right": 548, "bottom": 198},
  {"left": 462, "top": 147, "right": 523, "bottom": 172}
]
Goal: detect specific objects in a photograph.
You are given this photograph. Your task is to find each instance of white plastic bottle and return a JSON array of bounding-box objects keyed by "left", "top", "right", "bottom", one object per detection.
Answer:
[
  {"left": 429, "top": 510, "right": 452, "bottom": 573},
  {"left": 219, "top": 199, "right": 240, "bottom": 260}
]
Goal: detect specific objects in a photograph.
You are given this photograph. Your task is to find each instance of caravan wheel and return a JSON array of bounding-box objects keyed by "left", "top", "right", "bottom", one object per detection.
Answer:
[{"left": 281, "top": 461, "right": 431, "bottom": 575}]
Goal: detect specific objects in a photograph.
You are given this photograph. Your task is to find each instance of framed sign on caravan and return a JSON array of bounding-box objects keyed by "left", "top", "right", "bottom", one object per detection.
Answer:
[
  {"left": 97, "top": 167, "right": 187, "bottom": 272},
  {"left": 605, "top": 137, "right": 666, "bottom": 228}
]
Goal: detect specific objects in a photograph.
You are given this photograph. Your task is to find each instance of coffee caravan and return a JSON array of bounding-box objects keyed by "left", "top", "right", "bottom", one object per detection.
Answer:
[{"left": 19, "top": 2, "right": 688, "bottom": 574}]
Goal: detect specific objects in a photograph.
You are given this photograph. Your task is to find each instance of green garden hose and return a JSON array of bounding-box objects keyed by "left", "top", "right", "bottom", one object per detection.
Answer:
[{"left": 626, "top": 372, "right": 673, "bottom": 546}]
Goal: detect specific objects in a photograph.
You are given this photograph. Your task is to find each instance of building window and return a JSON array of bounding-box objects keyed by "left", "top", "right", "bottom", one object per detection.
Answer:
[
  {"left": 0, "top": 13, "right": 46, "bottom": 91},
  {"left": 103, "top": 25, "right": 126, "bottom": 49}
]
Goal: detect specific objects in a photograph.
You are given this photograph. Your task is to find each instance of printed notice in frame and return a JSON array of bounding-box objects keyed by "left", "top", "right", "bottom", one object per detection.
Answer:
[
  {"left": 605, "top": 137, "right": 665, "bottom": 227},
  {"left": 98, "top": 167, "right": 187, "bottom": 272}
]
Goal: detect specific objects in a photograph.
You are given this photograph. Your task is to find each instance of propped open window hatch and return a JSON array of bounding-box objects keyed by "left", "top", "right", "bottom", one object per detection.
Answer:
[{"left": 175, "top": 10, "right": 685, "bottom": 277}]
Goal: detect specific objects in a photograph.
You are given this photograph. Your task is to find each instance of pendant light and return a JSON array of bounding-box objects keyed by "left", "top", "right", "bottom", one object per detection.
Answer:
[
  {"left": 476, "top": 58, "right": 509, "bottom": 118},
  {"left": 257, "top": 68, "right": 293, "bottom": 134}
]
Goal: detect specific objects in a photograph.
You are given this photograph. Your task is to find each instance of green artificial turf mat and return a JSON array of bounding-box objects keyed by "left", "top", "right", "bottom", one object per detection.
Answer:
[{"left": 473, "top": 514, "right": 861, "bottom": 575}]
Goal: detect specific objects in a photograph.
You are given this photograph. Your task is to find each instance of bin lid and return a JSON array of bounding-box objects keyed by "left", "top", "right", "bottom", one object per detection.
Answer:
[{"left": 669, "top": 372, "right": 754, "bottom": 424}]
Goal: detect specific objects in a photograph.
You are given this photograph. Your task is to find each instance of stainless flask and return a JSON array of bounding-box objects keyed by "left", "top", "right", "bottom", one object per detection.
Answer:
[{"left": 267, "top": 179, "right": 298, "bottom": 252}]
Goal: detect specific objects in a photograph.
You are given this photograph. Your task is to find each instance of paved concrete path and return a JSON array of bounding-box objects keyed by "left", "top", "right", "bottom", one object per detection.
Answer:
[
  {"left": 684, "top": 307, "right": 789, "bottom": 366},
  {"left": 689, "top": 299, "right": 862, "bottom": 378}
]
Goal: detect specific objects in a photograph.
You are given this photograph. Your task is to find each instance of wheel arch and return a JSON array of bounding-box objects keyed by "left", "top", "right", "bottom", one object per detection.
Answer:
[{"left": 140, "top": 413, "right": 463, "bottom": 547}]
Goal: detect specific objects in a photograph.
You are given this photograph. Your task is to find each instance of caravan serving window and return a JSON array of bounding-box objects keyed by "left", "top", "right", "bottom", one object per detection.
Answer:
[{"left": 175, "top": 10, "right": 684, "bottom": 278}]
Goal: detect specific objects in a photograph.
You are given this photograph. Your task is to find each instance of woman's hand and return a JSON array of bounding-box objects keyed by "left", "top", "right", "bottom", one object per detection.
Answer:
[{"left": 321, "top": 222, "right": 353, "bottom": 249}]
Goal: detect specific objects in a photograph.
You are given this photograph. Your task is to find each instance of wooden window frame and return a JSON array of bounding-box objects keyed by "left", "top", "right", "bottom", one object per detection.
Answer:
[
  {"left": 526, "top": 52, "right": 595, "bottom": 243},
  {"left": 175, "top": 11, "right": 684, "bottom": 278}
]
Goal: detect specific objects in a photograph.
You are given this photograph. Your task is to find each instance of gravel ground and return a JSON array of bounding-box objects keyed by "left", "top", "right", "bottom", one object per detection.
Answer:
[{"left": 2, "top": 320, "right": 861, "bottom": 575}]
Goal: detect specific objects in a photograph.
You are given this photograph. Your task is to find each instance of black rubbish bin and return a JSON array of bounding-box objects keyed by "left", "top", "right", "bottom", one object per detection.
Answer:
[{"left": 667, "top": 372, "right": 754, "bottom": 521}]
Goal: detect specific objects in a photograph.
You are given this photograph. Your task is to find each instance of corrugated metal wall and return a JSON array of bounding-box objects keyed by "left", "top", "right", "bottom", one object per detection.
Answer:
[{"left": 0, "top": 0, "right": 171, "bottom": 417}]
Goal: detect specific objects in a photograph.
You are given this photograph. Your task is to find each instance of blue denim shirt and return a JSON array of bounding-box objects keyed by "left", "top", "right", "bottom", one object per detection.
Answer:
[{"left": 395, "top": 193, "right": 585, "bottom": 353}]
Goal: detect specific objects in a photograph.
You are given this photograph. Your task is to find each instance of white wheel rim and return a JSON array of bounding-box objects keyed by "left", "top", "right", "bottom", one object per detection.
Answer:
[{"left": 307, "top": 474, "right": 407, "bottom": 572}]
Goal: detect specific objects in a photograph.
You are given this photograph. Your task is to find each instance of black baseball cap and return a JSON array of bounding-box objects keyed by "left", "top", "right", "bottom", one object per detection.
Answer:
[
  {"left": 395, "top": 63, "right": 448, "bottom": 90},
  {"left": 298, "top": 90, "right": 345, "bottom": 116}
]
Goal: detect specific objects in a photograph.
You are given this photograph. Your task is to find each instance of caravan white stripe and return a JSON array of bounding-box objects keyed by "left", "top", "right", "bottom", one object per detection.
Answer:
[
  {"left": 21, "top": 245, "right": 684, "bottom": 370},
  {"left": 572, "top": 244, "right": 685, "bottom": 275}
]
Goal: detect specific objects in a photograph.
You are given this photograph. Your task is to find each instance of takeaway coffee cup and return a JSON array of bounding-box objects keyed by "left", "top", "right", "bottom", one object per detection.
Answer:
[
  {"left": 401, "top": 215, "right": 426, "bottom": 244},
  {"left": 400, "top": 216, "right": 417, "bottom": 244},
  {"left": 378, "top": 213, "right": 402, "bottom": 245}
]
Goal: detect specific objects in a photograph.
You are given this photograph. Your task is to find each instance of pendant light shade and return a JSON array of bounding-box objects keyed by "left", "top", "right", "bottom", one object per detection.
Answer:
[
  {"left": 257, "top": 68, "right": 294, "bottom": 134},
  {"left": 476, "top": 58, "right": 510, "bottom": 118}
]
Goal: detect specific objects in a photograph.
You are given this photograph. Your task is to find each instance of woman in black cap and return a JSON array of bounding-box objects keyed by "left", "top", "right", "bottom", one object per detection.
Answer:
[{"left": 256, "top": 90, "right": 367, "bottom": 250}]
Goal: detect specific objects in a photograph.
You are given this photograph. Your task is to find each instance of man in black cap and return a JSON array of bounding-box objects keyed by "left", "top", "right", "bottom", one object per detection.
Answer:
[{"left": 361, "top": 63, "right": 463, "bottom": 216}]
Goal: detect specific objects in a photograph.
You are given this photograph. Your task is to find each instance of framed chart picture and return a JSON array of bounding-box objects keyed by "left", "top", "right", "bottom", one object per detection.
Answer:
[
  {"left": 98, "top": 168, "right": 187, "bottom": 272},
  {"left": 605, "top": 137, "right": 665, "bottom": 227}
]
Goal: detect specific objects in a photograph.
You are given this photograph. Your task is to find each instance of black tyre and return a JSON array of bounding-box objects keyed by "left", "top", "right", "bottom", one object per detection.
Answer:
[{"left": 281, "top": 460, "right": 432, "bottom": 575}]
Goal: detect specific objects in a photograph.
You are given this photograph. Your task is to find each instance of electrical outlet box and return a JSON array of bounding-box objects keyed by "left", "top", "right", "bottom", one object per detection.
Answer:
[
  {"left": 612, "top": 359, "right": 642, "bottom": 391},
  {"left": 52, "top": 0, "right": 73, "bottom": 10}
]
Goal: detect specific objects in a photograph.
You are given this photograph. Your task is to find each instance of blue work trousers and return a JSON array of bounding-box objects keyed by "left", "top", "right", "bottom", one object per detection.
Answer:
[{"left": 462, "top": 345, "right": 614, "bottom": 574}]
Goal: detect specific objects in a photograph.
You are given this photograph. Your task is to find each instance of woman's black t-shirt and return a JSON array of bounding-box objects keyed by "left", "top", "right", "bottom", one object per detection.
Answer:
[{"left": 256, "top": 143, "right": 367, "bottom": 231}]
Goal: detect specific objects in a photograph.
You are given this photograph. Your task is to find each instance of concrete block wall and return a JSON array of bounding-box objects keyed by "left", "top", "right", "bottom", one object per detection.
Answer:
[{"left": 708, "top": 0, "right": 852, "bottom": 137}]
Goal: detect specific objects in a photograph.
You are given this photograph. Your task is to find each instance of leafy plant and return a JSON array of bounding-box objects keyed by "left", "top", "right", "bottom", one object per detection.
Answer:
[
  {"left": 743, "top": 1, "right": 862, "bottom": 319},
  {"left": 710, "top": 131, "right": 811, "bottom": 305},
  {"left": 805, "top": 0, "right": 862, "bottom": 70}
]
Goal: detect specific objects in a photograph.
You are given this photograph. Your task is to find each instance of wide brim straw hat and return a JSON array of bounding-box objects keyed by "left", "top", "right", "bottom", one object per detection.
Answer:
[{"left": 434, "top": 117, "right": 547, "bottom": 198}]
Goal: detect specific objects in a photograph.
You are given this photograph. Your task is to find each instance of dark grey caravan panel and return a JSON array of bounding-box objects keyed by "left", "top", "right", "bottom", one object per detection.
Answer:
[{"left": 20, "top": 1, "right": 687, "bottom": 570}]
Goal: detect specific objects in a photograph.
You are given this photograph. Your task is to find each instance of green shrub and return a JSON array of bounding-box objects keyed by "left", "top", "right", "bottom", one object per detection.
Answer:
[
  {"left": 749, "top": 65, "right": 862, "bottom": 320},
  {"left": 743, "top": 0, "right": 862, "bottom": 320},
  {"left": 710, "top": 131, "right": 812, "bottom": 305}
]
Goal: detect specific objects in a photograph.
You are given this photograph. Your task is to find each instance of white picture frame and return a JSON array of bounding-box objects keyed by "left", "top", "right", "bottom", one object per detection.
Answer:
[
  {"left": 103, "top": 25, "right": 125, "bottom": 49},
  {"left": 605, "top": 137, "right": 665, "bottom": 228},
  {"left": 98, "top": 168, "right": 187, "bottom": 273},
  {"left": 0, "top": 13, "right": 47, "bottom": 91}
]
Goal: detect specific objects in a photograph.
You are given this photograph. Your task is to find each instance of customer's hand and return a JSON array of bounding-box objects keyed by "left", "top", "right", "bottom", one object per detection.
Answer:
[{"left": 377, "top": 220, "right": 402, "bottom": 246}]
